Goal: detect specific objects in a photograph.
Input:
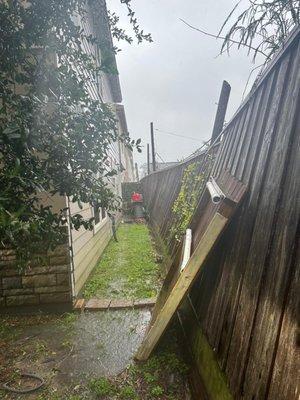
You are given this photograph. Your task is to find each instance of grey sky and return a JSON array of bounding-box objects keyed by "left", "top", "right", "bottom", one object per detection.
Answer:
[{"left": 107, "top": 0, "right": 263, "bottom": 166}]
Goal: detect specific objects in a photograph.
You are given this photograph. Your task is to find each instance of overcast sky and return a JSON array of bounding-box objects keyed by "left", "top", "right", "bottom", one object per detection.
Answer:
[{"left": 107, "top": 0, "right": 263, "bottom": 167}]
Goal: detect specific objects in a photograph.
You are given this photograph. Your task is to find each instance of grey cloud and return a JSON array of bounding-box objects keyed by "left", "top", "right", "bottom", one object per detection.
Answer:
[{"left": 107, "top": 0, "right": 263, "bottom": 165}]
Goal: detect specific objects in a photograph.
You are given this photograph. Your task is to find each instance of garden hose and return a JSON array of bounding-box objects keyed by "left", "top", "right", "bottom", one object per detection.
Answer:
[{"left": 2, "top": 373, "right": 45, "bottom": 394}]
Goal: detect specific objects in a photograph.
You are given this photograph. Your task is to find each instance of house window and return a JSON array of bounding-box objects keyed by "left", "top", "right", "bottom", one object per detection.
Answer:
[{"left": 93, "top": 204, "right": 107, "bottom": 233}]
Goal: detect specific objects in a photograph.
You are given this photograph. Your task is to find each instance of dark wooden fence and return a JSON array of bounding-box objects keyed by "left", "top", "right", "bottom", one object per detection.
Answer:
[{"left": 141, "top": 27, "right": 300, "bottom": 400}]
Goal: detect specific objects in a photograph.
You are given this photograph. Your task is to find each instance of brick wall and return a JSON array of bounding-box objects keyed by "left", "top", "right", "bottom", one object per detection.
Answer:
[{"left": 0, "top": 245, "right": 73, "bottom": 310}]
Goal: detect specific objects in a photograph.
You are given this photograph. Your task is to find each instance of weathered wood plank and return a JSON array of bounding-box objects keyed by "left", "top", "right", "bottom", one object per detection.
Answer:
[
  {"left": 202, "top": 63, "right": 281, "bottom": 361},
  {"left": 226, "top": 102, "right": 252, "bottom": 174},
  {"left": 241, "top": 83, "right": 300, "bottom": 399},
  {"left": 267, "top": 234, "right": 300, "bottom": 400},
  {"left": 137, "top": 172, "right": 246, "bottom": 361},
  {"left": 206, "top": 49, "right": 290, "bottom": 371},
  {"left": 232, "top": 84, "right": 265, "bottom": 179},
  {"left": 215, "top": 118, "right": 241, "bottom": 177},
  {"left": 180, "top": 298, "right": 234, "bottom": 400},
  {"left": 136, "top": 212, "right": 229, "bottom": 360},
  {"left": 236, "top": 68, "right": 277, "bottom": 181},
  {"left": 225, "top": 42, "right": 300, "bottom": 396},
  {"left": 212, "top": 124, "right": 233, "bottom": 177}
]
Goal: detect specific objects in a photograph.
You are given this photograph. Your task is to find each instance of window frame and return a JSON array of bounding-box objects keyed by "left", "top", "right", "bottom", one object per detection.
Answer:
[{"left": 93, "top": 204, "right": 108, "bottom": 234}]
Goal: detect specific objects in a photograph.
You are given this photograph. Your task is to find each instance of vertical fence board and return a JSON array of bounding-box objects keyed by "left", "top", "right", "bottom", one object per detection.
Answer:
[
  {"left": 206, "top": 53, "right": 290, "bottom": 373},
  {"left": 225, "top": 43, "right": 300, "bottom": 396},
  {"left": 267, "top": 236, "right": 300, "bottom": 400},
  {"left": 241, "top": 84, "right": 300, "bottom": 399}
]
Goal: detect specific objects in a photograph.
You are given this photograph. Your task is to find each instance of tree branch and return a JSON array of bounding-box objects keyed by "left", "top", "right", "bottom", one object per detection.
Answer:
[{"left": 179, "top": 18, "right": 268, "bottom": 58}]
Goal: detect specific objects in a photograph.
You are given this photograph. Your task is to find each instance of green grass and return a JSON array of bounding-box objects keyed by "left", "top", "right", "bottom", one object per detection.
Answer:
[
  {"left": 83, "top": 223, "right": 162, "bottom": 300},
  {"left": 87, "top": 348, "right": 188, "bottom": 399},
  {"left": 89, "top": 377, "right": 117, "bottom": 397}
]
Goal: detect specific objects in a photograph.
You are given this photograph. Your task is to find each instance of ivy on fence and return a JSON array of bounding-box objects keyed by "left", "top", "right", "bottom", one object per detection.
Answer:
[{"left": 169, "top": 153, "right": 215, "bottom": 243}]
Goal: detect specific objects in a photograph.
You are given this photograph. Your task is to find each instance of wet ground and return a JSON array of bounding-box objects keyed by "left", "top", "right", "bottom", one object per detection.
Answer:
[
  {"left": 61, "top": 309, "right": 151, "bottom": 380},
  {"left": 82, "top": 223, "right": 163, "bottom": 301},
  {"left": 0, "top": 309, "right": 153, "bottom": 399},
  {"left": 0, "top": 223, "right": 190, "bottom": 399}
]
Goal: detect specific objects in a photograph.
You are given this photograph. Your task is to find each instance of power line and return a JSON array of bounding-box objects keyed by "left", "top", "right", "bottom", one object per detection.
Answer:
[
  {"left": 156, "top": 152, "right": 166, "bottom": 163},
  {"left": 154, "top": 128, "right": 203, "bottom": 143}
]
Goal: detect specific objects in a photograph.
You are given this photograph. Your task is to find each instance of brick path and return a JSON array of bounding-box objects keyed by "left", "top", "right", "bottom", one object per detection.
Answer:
[{"left": 74, "top": 297, "right": 156, "bottom": 311}]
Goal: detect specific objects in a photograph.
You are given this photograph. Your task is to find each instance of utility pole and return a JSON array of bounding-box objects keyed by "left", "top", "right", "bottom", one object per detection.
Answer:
[
  {"left": 211, "top": 80, "right": 231, "bottom": 143},
  {"left": 147, "top": 143, "right": 150, "bottom": 175},
  {"left": 135, "top": 162, "right": 139, "bottom": 182},
  {"left": 150, "top": 122, "right": 156, "bottom": 172}
]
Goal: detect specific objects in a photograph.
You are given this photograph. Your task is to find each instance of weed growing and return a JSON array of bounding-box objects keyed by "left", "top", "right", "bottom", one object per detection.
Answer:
[
  {"left": 86, "top": 349, "right": 189, "bottom": 399},
  {"left": 89, "top": 377, "right": 117, "bottom": 397},
  {"left": 0, "top": 320, "right": 17, "bottom": 341}
]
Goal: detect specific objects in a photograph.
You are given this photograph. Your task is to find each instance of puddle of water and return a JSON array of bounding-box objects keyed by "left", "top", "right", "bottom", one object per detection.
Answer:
[
  {"left": 1, "top": 310, "right": 192, "bottom": 399},
  {"left": 59, "top": 309, "right": 151, "bottom": 383}
]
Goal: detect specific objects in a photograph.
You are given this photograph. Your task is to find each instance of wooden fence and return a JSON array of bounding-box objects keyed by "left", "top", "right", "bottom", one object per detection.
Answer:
[{"left": 141, "top": 26, "right": 300, "bottom": 400}]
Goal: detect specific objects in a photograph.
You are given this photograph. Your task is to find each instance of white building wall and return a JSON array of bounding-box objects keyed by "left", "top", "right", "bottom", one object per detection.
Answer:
[{"left": 69, "top": 2, "right": 132, "bottom": 295}]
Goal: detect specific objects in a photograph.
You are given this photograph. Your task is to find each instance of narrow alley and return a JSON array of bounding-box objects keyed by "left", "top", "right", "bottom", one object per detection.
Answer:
[{"left": 1, "top": 1, "right": 299, "bottom": 399}]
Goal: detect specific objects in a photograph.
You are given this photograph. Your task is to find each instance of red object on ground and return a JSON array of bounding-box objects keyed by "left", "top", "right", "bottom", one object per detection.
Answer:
[{"left": 131, "top": 192, "right": 143, "bottom": 202}]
